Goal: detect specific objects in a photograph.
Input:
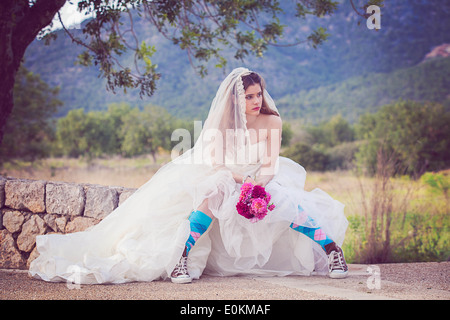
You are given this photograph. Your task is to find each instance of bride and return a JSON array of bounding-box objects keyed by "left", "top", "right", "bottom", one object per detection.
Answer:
[{"left": 29, "top": 67, "right": 349, "bottom": 285}]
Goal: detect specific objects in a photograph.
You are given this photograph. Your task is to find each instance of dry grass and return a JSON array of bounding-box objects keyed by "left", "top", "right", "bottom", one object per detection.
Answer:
[
  {"left": 1, "top": 153, "right": 172, "bottom": 188},
  {"left": 303, "top": 170, "right": 443, "bottom": 217}
]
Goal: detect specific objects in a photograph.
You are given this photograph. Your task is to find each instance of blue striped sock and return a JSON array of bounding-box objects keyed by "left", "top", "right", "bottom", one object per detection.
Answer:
[
  {"left": 290, "top": 205, "right": 333, "bottom": 252},
  {"left": 185, "top": 210, "right": 212, "bottom": 255}
]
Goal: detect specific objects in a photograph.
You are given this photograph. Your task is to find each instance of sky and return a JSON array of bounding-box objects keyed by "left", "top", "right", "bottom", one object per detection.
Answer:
[{"left": 49, "top": 0, "right": 93, "bottom": 31}]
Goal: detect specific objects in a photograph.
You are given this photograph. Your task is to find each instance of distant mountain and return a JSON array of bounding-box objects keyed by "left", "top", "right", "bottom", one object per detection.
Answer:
[
  {"left": 277, "top": 56, "right": 450, "bottom": 123},
  {"left": 23, "top": 0, "right": 450, "bottom": 122}
]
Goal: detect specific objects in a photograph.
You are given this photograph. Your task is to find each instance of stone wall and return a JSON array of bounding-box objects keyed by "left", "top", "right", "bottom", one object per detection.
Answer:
[{"left": 0, "top": 176, "right": 136, "bottom": 270}]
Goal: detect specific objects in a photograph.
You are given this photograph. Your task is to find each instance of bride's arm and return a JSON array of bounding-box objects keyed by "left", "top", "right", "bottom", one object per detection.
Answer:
[
  {"left": 207, "top": 118, "right": 281, "bottom": 186},
  {"left": 232, "top": 172, "right": 257, "bottom": 185},
  {"left": 207, "top": 130, "right": 257, "bottom": 185},
  {"left": 257, "top": 115, "right": 282, "bottom": 187}
]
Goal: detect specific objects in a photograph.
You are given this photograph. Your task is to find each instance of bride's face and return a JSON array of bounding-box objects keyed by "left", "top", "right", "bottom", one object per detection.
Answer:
[{"left": 244, "top": 84, "right": 263, "bottom": 116}]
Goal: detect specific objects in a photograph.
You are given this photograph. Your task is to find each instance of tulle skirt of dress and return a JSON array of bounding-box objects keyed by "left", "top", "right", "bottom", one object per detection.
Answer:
[{"left": 29, "top": 156, "right": 348, "bottom": 284}]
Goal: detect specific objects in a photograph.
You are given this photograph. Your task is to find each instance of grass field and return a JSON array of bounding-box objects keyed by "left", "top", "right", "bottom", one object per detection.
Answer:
[{"left": 2, "top": 155, "right": 449, "bottom": 264}]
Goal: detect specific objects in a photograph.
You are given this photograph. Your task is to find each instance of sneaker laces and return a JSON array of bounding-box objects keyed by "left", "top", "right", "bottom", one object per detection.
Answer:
[
  {"left": 172, "top": 256, "right": 189, "bottom": 278},
  {"left": 328, "top": 248, "right": 347, "bottom": 273}
]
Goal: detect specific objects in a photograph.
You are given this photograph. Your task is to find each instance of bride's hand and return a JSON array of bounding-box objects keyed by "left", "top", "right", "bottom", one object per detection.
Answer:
[
  {"left": 244, "top": 176, "right": 257, "bottom": 185},
  {"left": 255, "top": 175, "right": 273, "bottom": 188}
]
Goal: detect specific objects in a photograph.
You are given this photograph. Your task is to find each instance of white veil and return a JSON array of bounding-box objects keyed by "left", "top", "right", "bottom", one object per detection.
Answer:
[{"left": 173, "top": 67, "right": 280, "bottom": 170}]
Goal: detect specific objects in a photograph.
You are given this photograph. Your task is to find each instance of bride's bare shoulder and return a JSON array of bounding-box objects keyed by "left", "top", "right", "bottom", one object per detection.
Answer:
[{"left": 259, "top": 113, "right": 282, "bottom": 129}]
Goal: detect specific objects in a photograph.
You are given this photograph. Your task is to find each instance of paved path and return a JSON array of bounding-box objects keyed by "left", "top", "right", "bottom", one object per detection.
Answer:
[{"left": 1, "top": 262, "right": 449, "bottom": 300}]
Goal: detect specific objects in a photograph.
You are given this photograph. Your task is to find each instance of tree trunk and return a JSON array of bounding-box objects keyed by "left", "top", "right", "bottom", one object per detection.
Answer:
[{"left": 0, "top": 0, "right": 66, "bottom": 144}]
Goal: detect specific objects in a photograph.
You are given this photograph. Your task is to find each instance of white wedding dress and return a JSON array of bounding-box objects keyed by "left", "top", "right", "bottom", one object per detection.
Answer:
[{"left": 29, "top": 68, "right": 348, "bottom": 284}]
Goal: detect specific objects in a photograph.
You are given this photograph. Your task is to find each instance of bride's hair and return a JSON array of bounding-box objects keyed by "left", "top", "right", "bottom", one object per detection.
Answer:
[{"left": 241, "top": 72, "right": 280, "bottom": 117}]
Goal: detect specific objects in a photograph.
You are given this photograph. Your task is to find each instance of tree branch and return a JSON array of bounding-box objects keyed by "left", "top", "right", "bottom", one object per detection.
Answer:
[
  {"left": 15, "top": 0, "right": 66, "bottom": 48},
  {"left": 57, "top": 11, "right": 95, "bottom": 52},
  {"left": 352, "top": 1, "right": 366, "bottom": 18}
]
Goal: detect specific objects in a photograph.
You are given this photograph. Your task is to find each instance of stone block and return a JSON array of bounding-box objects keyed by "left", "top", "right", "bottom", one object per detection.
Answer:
[
  {"left": 2, "top": 210, "right": 25, "bottom": 233},
  {"left": 46, "top": 182, "right": 85, "bottom": 216},
  {"left": 65, "top": 216, "right": 98, "bottom": 233},
  {"left": 0, "top": 177, "right": 6, "bottom": 208},
  {"left": 17, "top": 215, "right": 47, "bottom": 252},
  {"left": 0, "top": 230, "right": 26, "bottom": 269},
  {"left": 5, "top": 179, "right": 46, "bottom": 213},
  {"left": 84, "top": 185, "right": 118, "bottom": 220},
  {"left": 43, "top": 214, "right": 67, "bottom": 233},
  {"left": 119, "top": 188, "right": 137, "bottom": 206},
  {"left": 27, "top": 246, "right": 40, "bottom": 269}
]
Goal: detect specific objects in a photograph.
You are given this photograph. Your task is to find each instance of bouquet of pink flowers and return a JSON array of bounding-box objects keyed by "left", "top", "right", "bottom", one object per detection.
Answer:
[{"left": 236, "top": 183, "right": 275, "bottom": 223}]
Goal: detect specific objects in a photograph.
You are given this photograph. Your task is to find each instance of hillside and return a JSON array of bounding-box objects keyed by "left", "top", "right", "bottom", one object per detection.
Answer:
[
  {"left": 23, "top": 0, "right": 450, "bottom": 121},
  {"left": 277, "top": 56, "right": 450, "bottom": 123}
]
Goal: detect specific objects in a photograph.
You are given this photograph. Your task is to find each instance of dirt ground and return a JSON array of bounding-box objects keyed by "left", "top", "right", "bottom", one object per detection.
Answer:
[{"left": 1, "top": 262, "right": 448, "bottom": 301}]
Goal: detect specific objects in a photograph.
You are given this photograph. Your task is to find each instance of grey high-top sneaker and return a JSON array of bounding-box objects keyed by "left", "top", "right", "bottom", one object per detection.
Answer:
[
  {"left": 170, "top": 255, "right": 192, "bottom": 284},
  {"left": 327, "top": 245, "right": 349, "bottom": 279}
]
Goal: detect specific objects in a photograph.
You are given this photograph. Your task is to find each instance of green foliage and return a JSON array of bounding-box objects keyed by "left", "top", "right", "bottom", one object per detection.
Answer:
[
  {"left": 421, "top": 172, "right": 450, "bottom": 197},
  {"left": 120, "top": 105, "right": 176, "bottom": 160},
  {"left": 306, "top": 114, "right": 355, "bottom": 148},
  {"left": 280, "top": 122, "right": 293, "bottom": 147},
  {"left": 282, "top": 115, "right": 357, "bottom": 170},
  {"left": 326, "top": 140, "right": 361, "bottom": 170},
  {"left": 307, "top": 27, "right": 330, "bottom": 49},
  {"left": 55, "top": 103, "right": 185, "bottom": 161},
  {"left": 396, "top": 212, "right": 450, "bottom": 262},
  {"left": 295, "top": 0, "right": 339, "bottom": 18},
  {"left": 355, "top": 100, "right": 450, "bottom": 178},
  {"left": 345, "top": 211, "right": 450, "bottom": 263},
  {"left": 138, "top": 42, "right": 157, "bottom": 73},
  {"left": 421, "top": 171, "right": 450, "bottom": 210},
  {"left": 282, "top": 142, "right": 329, "bottom": 171},
  {"left": 63, "top": 0, "right": 340, "bottom": 97},
  {"left": 0, "top": 65, "right": 62, "bottom": 163},
  {"left": 282, "top": 99, "right": 450, "bottom": 176},
  {"left": 55, "top": 109, "right": 114, "bottom": 159}
]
